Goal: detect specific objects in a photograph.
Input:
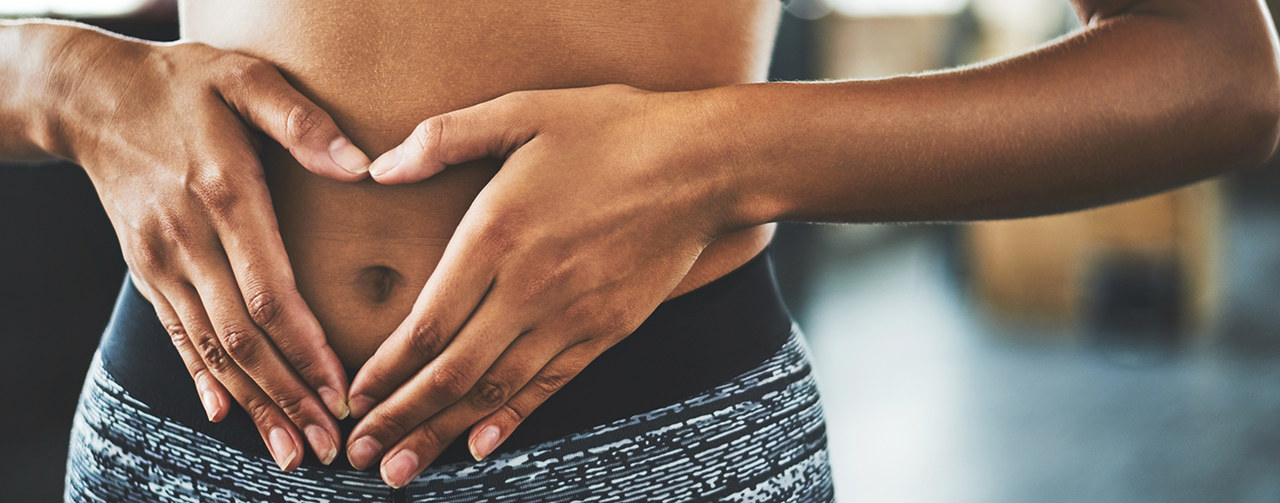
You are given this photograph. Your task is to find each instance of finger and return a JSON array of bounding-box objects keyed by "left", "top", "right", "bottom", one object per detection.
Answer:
[
  {"left": 369, "top": 91, "right": 540, "bottom": 184},
  {"left": 147, "top": 287, "right": 230, "bottom": 422},
  {"left": 346, "top": 294, "right": 525, "bottom": 471},
  {"left": 346, "top": 231, "right": 495, "bottom": 418},
  {"left": 165, "top": 281, "right": 310, "bottom": 471},
  {"left": 375, "top": 333, "right": 566, "bottom": 488},
  {"left": 467, "top": 342, "right": 599, "bottom": 462},
  {"left": 215, "top": 56, "right": 371, "bottom": 179},
  {"left": 188, "top": 260, "right": 342, "bottom": 467},
  {"left": 203, "top": 165, "right": 351, "bottom": 420}
]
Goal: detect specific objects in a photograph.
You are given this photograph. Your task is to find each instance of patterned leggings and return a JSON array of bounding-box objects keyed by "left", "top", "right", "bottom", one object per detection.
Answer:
[{"left": 65, "top": 330, "right": 835, "bottom": 502}]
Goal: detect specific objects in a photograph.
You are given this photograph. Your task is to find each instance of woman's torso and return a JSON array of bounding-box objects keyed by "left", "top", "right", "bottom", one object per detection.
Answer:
[{"left": 179, "top": 0, "right": 782, "bottom": 367}]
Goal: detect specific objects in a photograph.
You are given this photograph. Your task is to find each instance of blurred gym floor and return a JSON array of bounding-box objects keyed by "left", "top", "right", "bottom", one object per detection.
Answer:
[{"left": 771, "top": 164, "right": 1280, "bottom": 502}]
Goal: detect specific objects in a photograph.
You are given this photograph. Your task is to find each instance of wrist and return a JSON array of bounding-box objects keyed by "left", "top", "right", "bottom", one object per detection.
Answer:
[
  {"left": 684, "top": 84, "right": 790, "bottom": 234},
  {"left": 12, "top": 21, "right": 125, "bottom": 162},
  {"left": 3, "top": 22, "right": 74, "bottom": 158}
]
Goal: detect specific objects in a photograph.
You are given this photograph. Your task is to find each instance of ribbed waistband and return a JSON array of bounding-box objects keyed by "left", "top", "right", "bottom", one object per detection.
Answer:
[{"left": 98, "top": 248, "right": 793, "bottom": 468}]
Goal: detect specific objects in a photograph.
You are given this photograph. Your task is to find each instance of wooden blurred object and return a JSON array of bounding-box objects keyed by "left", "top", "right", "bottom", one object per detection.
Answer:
[{"left": 967, "top": 183, "right": 1223, "bottom": 326}]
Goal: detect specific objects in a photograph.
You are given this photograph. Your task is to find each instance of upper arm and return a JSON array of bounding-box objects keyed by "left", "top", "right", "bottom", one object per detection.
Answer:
[{"left": 1069, "top": 0, "right": 1248, "bottom": 25}]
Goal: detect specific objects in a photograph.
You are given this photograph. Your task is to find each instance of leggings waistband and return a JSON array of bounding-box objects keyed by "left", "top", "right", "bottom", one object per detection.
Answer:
[{"left": 98, "top": 248, "right": 793, "bottom": 468}]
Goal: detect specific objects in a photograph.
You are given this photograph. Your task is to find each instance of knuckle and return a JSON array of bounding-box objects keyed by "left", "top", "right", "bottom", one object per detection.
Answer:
[
  {"left": 426, "top": 365, "right": 471, "bottom": 401},
  {"left": 154, "top": 212, "right": 189, "bottom": 250},
  {"left": 288, "top": 353, "right": 319, "bottom": 380},
  {"left": 218, "top": 54, "right": 272, "bottom": 89},
  {"left": 406, "top": 321, "right": 449, "bottom": 358},
  {"left": 371, "top": 404, "right": 418, "bottom": 436},
  {"left": 469, "top": 377, "right": 509, "bottom": 410},
  {"left": 191, "top": 366, "right": 215, "bottom": 388},
  {"left": 475, "top": 220, "right": 519, "bottom": 255},
  {"left": 165, "top": 323, "right": 190, "bottom": 345},
  {"left": 413, "top": 116, "right": 442, "bottom": 155},
  {"left": 529, "top": 368, "right": 573, "bottom": 397},
  {"left": 359, "top": 370, "right": 400, "bottom": 397},
  {"left": 498, "top": 402, "right": 527, "bottom": 424},
  {"left": 142, "top": 208, "right": 198, "bottom": 257},
  {"left": 273, "top": 392, "right": 308, "bottom": 420},
  {"left": 245, "top": 289, "right": 283, "bottom": 330},
  {"left": 561, "top": 299, "right": 596, "bottom": 327},
  {"left": 571, "top": 305, "right": 628, "bottom": 342},
  {"left": 220, "top": 325, "right": 264, "bottom": 363},
  {"left": 415, "top": 423, "right": 447, "bottom": 452},
  {"left": 188, "top": 173, "right": 240, "bottom": 217},
  {"left": 129, "top": 238, "right": 166, "bottom": 269},
  {"left": 244, "top": 394, "right": 279, "bottom": 428},
  {"left": 195, "top": 335, "right": 233, "bottom": 373},
  {"left": 284, "top": 104, "right": 328, "bottom": 144}
]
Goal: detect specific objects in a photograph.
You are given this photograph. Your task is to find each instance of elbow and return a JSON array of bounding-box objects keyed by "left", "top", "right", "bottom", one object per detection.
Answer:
[
  {"left": 1179, "top": 50, "right": 1280, "bottom": 174},
  {"left": 1237, "top": 84, "right": 1280, "bottom": 169},
  {"left": 1224, "top": 60, "right": 1280, "bottom": 170},
  {"left": 1208, "top": 10, "right": 1280, "bottom": 170},
  {"left": 1153, "top": 2, "right": 1280, "bottom": 172}
]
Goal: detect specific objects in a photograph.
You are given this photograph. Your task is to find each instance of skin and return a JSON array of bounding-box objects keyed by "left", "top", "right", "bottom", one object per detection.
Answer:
[{"left": 3, "top": 0, "right": 1278, "bottom": 491}]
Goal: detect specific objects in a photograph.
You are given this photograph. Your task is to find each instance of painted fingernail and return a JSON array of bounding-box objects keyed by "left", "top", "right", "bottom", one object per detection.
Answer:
[
  {"left": 348, "top": 394, "right": 376, "bottom": 418},
  {"left": 470, "top": 425, "right": 501, "bottom": 461},
  {"left": 305, "top": 425, "right": 338, "bottom": 466},
  {"left": 318, "top": 386, "right": 349, "bottom": 420},
  {"left": 329, "top": 137, "right": 371, "bottom": 175},
  {"left": 348, "top": 436, "right": 382, "bottom": 470},
  {"left": 268, "top": 427, "right": 297, "bottom": 471},
  {"left": 381, "top": 449, "right": 420, "bottom": 489},
  {"left": 200, "top": 390, "right": 220, "bottom": 422},
  {"left": 368, "top": 146, "right": 402, "bottom": 177}
]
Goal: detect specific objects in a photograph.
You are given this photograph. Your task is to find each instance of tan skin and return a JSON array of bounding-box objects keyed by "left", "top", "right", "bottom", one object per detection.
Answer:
[{"left": 3, "top": 0, "right": 1279, "bottom": 489}]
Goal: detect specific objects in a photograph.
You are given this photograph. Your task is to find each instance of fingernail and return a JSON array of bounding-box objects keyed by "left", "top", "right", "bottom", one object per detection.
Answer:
[
  {"left": 381, "top": 449, "right": 419, "bottom": 489},
  {"left": 348, "top": 436, "right": 382, "bottom": 471},
  {"left": 318, "top": 386, "right": 349, "bottom": 420},
  {"left": 268, "top": 427, "right": 297, "bottom": 471},
  {"left": 305, "top": 425, "right": 338, "bottom": 466},
  {"left": 200, "top": 390, "right": 220, "bottom": 422},
  {"left": 368, "top": 146, "right": 402, "bottom": 177},
  {"left": 348, "top": 394, "right": 376, "bottom": 418},
  {"left": 470, "top": 425, "right": 501, "bottom": 461},
  {"left": 329, "top": 137, "right": 371, "bottom": 175}
]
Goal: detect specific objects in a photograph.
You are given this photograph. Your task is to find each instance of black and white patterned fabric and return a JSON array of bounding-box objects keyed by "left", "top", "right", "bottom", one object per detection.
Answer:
[{"left": 66, "top": 329, "right": 834, "bottom": 502}]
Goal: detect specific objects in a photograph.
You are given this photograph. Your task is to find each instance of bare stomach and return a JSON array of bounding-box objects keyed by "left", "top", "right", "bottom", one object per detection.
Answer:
[{"left": 180, "top": 0, "right": 782, "bottom": 367}]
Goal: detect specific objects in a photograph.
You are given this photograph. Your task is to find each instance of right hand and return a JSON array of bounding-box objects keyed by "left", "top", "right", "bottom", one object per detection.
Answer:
[{"left": 44, "top": 26, "right": 369, "bottom": 470}]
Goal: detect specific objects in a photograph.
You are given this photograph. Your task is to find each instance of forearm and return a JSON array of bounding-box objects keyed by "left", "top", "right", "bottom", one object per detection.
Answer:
[
  {"left": 0, "top": 20, "right": 80, "bottom": 161},
  {"left": 714, "top": 0, "right": 1280, "bottom": 226}
]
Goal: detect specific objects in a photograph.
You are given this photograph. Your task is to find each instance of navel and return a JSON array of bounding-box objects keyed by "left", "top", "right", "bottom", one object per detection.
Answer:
[{"left": 356, "top": 265, "right": 403, "bottom": 304}]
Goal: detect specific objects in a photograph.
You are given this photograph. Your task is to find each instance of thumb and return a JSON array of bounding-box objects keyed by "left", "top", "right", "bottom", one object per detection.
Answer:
[
  {"left": 369, "top": 92, "right": 540, "bottom": 184},
  {"left": 217, "top": 60, "right": 371, "bottom": 181}
]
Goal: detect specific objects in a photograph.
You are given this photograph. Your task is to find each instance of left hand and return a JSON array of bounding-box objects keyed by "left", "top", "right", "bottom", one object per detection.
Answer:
[{"left": 342, "top": 84, "right": 743, "bottom": 486}]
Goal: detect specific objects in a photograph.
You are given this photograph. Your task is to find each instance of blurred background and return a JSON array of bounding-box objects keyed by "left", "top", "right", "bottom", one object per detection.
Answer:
[{"left": 3, "top": 0, "right": 1279, "bottom": 501}]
